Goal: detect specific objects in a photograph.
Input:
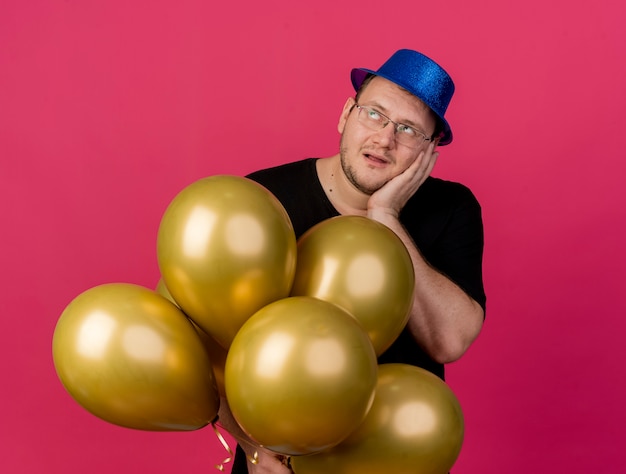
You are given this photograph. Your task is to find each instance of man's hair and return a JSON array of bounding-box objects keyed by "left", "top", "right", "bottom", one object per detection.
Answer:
[
  {"left": 354, "top": 74, "right": 376, "bottom": 103},
  {"left": 354, "top": 74, "right": 444, "bottom": 140}
]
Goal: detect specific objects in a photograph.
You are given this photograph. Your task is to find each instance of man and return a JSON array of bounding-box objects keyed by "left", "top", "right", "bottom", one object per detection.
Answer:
[{"left": 224, "top": 48, "right": 486, "bottom": 473}]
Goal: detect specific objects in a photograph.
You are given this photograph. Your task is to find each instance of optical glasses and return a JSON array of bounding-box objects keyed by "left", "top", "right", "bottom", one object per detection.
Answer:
[{"left": 354, "top": 105, "right": 433, "bottom": 148}]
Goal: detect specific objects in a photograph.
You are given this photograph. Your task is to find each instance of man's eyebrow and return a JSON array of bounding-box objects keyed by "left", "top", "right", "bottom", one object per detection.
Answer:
[{"left": 360, "top": 101, "right": 389, "bottom": 114}]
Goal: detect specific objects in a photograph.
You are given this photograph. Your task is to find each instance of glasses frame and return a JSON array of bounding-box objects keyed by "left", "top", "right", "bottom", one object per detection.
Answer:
[{"left": 354, "top": 104, "right": 434, "bottom": 148}]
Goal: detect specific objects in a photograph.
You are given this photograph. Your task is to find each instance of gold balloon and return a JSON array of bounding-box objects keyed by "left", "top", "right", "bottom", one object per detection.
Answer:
[
  {"left": 224, "top": 296, "right": 378, "bottom": 456},
  {"left": 52, "top": 283, "right": 220, "bottom": 431},
  {"left": 291, "top": 364, "right": 464, "bottom": 474},
  {"left": 157, "top": 175, "right": 297, "bottom": 348},
  {"left": 291, "top": 216, "right": 415, "bottom": 355},
  {"left": 156, "top": 278, "right": 228, "bottom": 397}
]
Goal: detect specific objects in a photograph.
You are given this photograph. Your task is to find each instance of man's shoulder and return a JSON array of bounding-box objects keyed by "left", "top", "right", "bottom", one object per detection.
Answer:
[
  {"left": 420, "top": 176, "right": 480, "bottom": 205},
  {"left": 423, "top": 175, "right": 474, "bottom": 193},
  {"left": 245, "top": 158, "right": 322, "bottom": 210},
  {"left": 246, "top": 158, "right": 316, "bottom": 183}
]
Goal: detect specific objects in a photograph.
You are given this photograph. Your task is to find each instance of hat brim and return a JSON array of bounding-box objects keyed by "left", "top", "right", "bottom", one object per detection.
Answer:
[{"left": 351, "top": 68, "right": 453, "bottom": 146}]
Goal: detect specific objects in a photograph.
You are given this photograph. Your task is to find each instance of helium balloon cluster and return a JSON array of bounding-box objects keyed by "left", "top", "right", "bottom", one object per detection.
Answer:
[
  {"left": 52, "top": 175, "right": 465, "bottom": 472},
  {"left": 52, "top": 175, "right": 295, "bottom": 433}
]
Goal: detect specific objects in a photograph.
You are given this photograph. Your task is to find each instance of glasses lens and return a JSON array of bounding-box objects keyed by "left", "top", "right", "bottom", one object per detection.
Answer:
[
  {"left": 357, "top": 106, "right": 427, "bottom": 148},
  {"left": 357, "top": 106, "right": 383, "bottom": 130},
  {"left": 395, "top": 127, "right": 424, "bottom": 147}
]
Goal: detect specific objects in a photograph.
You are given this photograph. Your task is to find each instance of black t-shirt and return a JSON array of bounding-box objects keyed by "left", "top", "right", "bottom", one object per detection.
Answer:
[
  {"left": 232, "top": 158, "right": 486, "bottom": 473},
  {"left": 247, "top": 158, "right": 486, "bottom": 380}
]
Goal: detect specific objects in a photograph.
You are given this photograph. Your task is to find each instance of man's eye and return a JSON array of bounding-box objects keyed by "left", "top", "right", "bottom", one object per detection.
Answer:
[
  {"left": 367, "top": 109, "right": 381, "bottom": 120},
  {"left": 398, "top": 125, "right": 416, "bottom": 136}
]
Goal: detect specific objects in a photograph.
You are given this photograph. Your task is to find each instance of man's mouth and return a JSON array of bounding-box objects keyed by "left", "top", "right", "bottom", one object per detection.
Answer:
[{"left": 363, "top": 152, "right": 389, "bottom": 166}]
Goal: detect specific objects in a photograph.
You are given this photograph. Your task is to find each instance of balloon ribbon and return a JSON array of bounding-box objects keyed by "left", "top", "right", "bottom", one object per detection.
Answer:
[
  {"left": 249, "top": 451, "right": 259, "bottom": 465},
  {"left": 212, "top": 422, "right": 233, "bottom": 471}
]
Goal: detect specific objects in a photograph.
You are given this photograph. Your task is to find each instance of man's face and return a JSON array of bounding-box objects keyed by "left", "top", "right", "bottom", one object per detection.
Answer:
[{"left": 338, "top": 76, "right": 438, "bottom": 195}]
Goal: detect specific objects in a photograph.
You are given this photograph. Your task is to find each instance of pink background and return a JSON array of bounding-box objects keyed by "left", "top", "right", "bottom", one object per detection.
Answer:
[{"left": 1, "top": 0, "right": 625, "bottom": 472}]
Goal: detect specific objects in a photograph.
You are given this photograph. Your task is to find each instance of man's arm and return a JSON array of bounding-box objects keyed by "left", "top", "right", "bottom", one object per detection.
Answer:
[{"left": 367, "top": 143, "right": 484, "bottom": 363}]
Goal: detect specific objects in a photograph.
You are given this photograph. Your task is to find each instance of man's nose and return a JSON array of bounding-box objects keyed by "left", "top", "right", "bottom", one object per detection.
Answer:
[{"left": 373, "top": 122, "right": 397, "bottom": 148}]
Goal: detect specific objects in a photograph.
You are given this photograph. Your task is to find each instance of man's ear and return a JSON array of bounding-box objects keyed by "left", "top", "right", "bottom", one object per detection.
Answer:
[{"left": 337, "top": 97, "right": 356, "bottom": 134}]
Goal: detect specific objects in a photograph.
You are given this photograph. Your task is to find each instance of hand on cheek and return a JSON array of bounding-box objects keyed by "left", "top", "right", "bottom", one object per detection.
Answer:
[{"left": 368, "top": 143, "right": 439, "bottom": 219}]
